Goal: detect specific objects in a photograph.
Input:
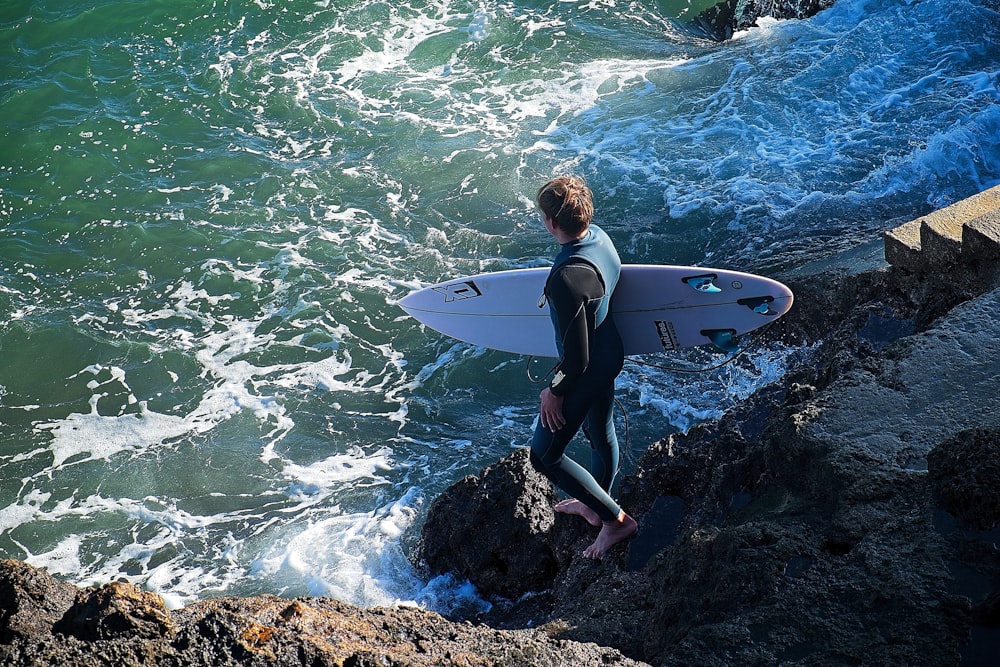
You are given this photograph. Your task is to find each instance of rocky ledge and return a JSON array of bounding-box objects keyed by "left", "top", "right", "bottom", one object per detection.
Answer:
[
  {"left": 0, "top": 558, "right": 644, "bottom": 667},
  {"left": 418, "top": 273, "right": 1000, "bottom": 665},
  {"left": 416, "top": 187, "right": 1000, "bottom": 665},
  {"left": 4, "top": 191, "right": 1000, "bottom": 666}
]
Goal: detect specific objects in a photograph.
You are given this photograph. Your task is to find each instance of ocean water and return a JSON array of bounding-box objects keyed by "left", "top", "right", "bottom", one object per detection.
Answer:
[{"left": 1, "top": 0, "right": 998, "bottom": 612}]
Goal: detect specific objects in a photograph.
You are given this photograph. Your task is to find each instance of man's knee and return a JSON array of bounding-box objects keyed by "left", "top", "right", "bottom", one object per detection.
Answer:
[
  {"left": 529, "top": 447, "right": 559, "bottom": 479},
  {"left": 530, "top": 433, "right": 568, "bottom": 469},
  {"left": 528, "top": 447, "right": 545, "bottom": 471}
]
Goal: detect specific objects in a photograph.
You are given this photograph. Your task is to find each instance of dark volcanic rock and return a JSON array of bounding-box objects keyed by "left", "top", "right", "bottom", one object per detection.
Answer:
[
  {"left": 416, "top": 448, "right": 567, "bottom": 599},
  {"left": 926, "top": 427, "right": 1000, "bottom": 661},
  {"left": 418, "top": 268, "right": 1000, "bottom": 665},
  {"left": 928, "top": 428, "right": 1000, "bottom": 531},
  {"left": 673, "top": 0, "right": 837, "bottom": 42}
]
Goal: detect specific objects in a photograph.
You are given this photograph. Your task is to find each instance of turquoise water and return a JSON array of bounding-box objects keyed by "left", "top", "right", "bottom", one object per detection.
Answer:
[{"left": 1, "top": 0, "right": 998, "bottom": 611}]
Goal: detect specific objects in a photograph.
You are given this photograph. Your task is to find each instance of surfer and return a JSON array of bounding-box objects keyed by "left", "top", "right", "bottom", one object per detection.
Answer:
[{"left": 530, "top": 175, "right": 638, "bottom": 559}]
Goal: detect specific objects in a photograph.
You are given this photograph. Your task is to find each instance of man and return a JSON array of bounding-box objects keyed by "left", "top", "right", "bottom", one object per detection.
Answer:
[{"left": 530, "top": 175, "right": 638, "bottom": 559}]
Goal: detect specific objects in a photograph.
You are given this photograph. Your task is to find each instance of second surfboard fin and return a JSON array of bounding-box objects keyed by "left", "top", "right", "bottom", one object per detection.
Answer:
[
  {"left": 703, "top": 328, "right": 740, "bottom": 353},
  {"left": 682, "top": 274, "right": 722, "bottom": 293},
  {"left": 738, "top": 296, "right": 777, "bottom": 315}
]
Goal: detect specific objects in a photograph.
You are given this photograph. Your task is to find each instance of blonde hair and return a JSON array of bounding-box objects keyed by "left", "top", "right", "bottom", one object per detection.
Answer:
[{"left": 536, "top": 175, "right": 594, "bottom": 237}]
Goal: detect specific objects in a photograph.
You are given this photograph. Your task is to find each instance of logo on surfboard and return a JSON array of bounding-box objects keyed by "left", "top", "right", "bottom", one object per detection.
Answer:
[
  {"left": 433, "top": 280, "right": 482, "bottom": 302},
  {"left": 655, "top": 320, "right": 678, "bottom": 351}
]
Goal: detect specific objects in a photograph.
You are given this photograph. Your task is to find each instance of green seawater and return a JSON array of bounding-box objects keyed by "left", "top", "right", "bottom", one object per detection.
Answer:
[{"left": 1, "top": 0, "right": 998, "bottom": 609}]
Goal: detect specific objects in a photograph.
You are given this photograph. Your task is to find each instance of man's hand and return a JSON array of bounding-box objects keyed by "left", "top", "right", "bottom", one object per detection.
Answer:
[{"left": 539, "top": 387, "right": 565, "bottom": 432}]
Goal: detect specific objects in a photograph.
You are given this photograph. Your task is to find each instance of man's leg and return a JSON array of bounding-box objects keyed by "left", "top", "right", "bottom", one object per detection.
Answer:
[
  {"left": 529, "top": 388, "right": 621, "bottom": 524},
  {"left": 583, "top": 381, "right": 619, "bottom": 492}
]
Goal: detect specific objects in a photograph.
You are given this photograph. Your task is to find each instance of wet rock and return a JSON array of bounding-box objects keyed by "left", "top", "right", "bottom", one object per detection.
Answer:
[
  {"left": 543, "top": 556, "right": 656, "bottom": 659},
  {"left": 0, "top": 560, "right": 77, "bottom": 641},
  {"left": 928, "top": 429, "right": 1000, "bottom": 531},
  {"left": 416, "top": 448, "right": 567, "bottom": 599},
  {"left": 670, "top": 0, "right": 837, "bottom": 42},
  {"left": 973, "top": 590, "right": 1000, "bottom": 627},
  {"left": 54, "top": 580, "right": 176, "bottom": 641}
]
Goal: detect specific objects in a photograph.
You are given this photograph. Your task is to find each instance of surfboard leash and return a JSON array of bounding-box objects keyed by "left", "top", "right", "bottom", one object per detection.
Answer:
[
  {"left": 615, "top": 396, "right": 635, "bottom": 470},
  {"left": 629, "top": 319, "right": 780, "bottom": 374},
  {"left": 525, "top": 316, "right": 783, "bottom": 380}
]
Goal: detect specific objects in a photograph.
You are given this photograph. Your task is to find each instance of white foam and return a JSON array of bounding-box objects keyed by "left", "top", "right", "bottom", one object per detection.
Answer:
[
  {"left": 35, "top": 362, "right": 197, "bottom": 468},
  {"left": 467, "top": 8, "right": 489, "bottom": 42},
  {"left": 24, "top": 534, "right": 83, "bottom": 576},
  {"left": 334, "top": 4, "right": 466, "bottom": 82},
  {"left": 637, "top": 390, "right": 725, "bottom": 434},
  {"left": 40, "top": 407, "right": 192, "bottom": 468},
  {"left": 621, "top": 342, "right": 807, "bottom": 435},
  {"left": 248, "top": 489, "right": 425, "bottom": 607},
  {"left": 281, "top": 449, "right": 393, "bottom": 501},
  {"left": 0, "top": 488, "right": 52, "bottom": 528}
]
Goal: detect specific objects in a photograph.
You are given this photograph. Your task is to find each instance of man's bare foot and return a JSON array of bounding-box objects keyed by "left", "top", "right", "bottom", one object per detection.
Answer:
[
  {"left": 554, "top": 499, "right": 602, "bottom": 527},
  {"left": 582, "top": 511, "right": 638, "bottom": 559}
]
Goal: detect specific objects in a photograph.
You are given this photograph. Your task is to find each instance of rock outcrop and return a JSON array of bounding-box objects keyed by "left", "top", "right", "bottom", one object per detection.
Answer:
[
  {"left": 0, "top": 559, "right": 646, "bottom": 667},
  {"left": 415, "top": 187, "right": 1000, "bottom": 664},
  {"left": 417, "top": 448, "right": 564, "bottom": 600},
  {"left": 670, "top": 0, "right": 837, "bottom": 42},
  {"left": 929, "top": 429, "right": 1000, "bottom": 532}
]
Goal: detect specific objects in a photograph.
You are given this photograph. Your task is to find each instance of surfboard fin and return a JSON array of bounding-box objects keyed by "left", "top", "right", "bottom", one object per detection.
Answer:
[
  {"left": 738, "top": 296, "right": 776, "bottom": 315},
  {"left": 683, "top": 274, "right": 722, "bottom": 294},
  {"left": 703, "top": 328, "right": 740, "bottom": 353}
]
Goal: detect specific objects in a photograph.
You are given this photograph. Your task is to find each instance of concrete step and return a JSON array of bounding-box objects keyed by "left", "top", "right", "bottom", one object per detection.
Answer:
[
  {"left": 965, "top": 209, "right": 1000, "bottom": 260},
  {"left": 884, "top": 184, "right": 1000, "bottom": 272},
  {"left": 884, "top": 219, "right": 922, "bottom": 271},
  {"left": 921, "top": 209, "right": 965, "bottom": 266}
]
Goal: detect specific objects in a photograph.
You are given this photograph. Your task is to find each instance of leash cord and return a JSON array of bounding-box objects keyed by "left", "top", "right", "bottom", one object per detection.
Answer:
[
  {"left": 628, "top": 320, "right": 777, "bottom": 374},
  {"left": 523, "top": 319, "right": 781, "bottom": 471}
]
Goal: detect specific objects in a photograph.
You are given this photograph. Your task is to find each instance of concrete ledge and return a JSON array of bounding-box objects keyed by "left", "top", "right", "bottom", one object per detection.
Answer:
[
  {"left": 885, "top": 184, "right": 1000, "bottom": 272},
  {"left": 921, "top": 215, "right": 964, "bottom": 266},
  {"left": 965, "top": 210, "right": 1000, "bottom": 261},
  {"left": 883, "top": 219, "right": 922, "bottom": 271}
]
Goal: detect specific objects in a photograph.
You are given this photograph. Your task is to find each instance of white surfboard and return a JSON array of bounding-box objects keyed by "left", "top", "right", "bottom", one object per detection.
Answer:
[{"left": 399, "top": 264, "right": 793, "bottom": 357}]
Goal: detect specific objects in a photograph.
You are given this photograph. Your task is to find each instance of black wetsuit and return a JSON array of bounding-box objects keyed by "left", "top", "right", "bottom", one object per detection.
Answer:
[{"left": 529, "top": 224, "right": 625, "bottom": 523}]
